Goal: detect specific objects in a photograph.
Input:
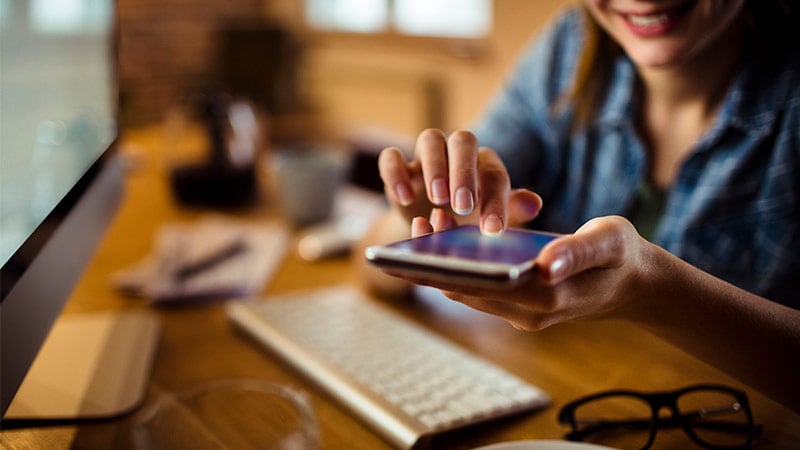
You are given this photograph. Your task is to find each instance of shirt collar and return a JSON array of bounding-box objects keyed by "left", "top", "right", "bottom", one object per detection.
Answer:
[
  {"left": 723, "top": 51, "right": 795, "bottom": 138},
  {"left": 593, "top": 50, "right": 793, "bottom": 139}
]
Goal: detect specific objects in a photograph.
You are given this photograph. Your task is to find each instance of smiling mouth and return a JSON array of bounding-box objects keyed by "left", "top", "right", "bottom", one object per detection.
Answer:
[
  {"left": 621, "top": 0, "right": 697, "bottom": 35},
  {"left": 627, "top": 13, "right": 670, "bottom": 27}
]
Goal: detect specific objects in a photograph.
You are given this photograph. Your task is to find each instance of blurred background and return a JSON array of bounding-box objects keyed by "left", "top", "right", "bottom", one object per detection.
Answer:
[
  {"left": 0, "top": 0, "right": 574, "bottom": 270},
  {"left": 117, "top": 0, "right": 571, "bottom": 139}
]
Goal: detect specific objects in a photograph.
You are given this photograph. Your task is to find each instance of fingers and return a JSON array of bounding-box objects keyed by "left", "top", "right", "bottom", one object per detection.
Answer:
[
  {"left": 378, "top": 147, "right": 415, "bottom": 206},
  {"left": 416, "top": 129, "right": 480, "bottom": 215},
  {"left": 446, "top": 293, "right": 529, "bottom": 321},
  {"left": 383, "top": 128, "right": 467, "bottom": 216},
  {"left": 408, "top": 139, "right": 511, "bottom": 234},
  {"left": 442, "top": 290, "right": 562, "bottom": 331},
  {"left": 475, "top": 148, "right": 511, "bottom": 234},
  {"left": 417, "top": 129, "right": 451, "bottom": 206},
  {"left": 429, "top": 207, "right": 457, "bottom": 231},
  {"left": 537, "top": 216, "right": 633, "bottom": 285},
  {"left": 388, "top": 128, "right": 517, "bottom": 235},
  {"left": 411, "top": 208, "right": 458, "bottom": 238},
  {"left": 508, "top": 189, "right": 543, "bottom": 227},
  {"left": 411, "top": 216, "right": 433, "bottom": 237},
  {"left": 446, "top": 131, "right": 478, "bottom": 215}
]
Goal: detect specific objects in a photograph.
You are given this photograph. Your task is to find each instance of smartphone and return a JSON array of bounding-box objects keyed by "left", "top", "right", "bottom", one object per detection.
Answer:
[{"left": 365, "top": 225, "right": 560, "bottom": 289}]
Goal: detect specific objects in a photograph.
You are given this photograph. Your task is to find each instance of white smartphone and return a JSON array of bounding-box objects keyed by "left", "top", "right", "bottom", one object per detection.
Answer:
[{"left": 365, "top": 225, "right": 560, "bottom": 289}]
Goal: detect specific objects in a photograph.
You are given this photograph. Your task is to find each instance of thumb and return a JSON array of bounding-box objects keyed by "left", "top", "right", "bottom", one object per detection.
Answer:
[{"left": 536, "top": 217, "right": 630, "bottom": 285}]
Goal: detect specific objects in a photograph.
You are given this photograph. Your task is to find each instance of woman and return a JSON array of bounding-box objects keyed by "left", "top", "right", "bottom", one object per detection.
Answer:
[{"left": 357, "top": 1, "right": 800, "bottom": 413}]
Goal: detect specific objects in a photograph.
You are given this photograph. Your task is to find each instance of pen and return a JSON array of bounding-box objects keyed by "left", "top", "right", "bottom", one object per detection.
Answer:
[{"left": 174, "top": 239, "right": 247, "bottom": 281}]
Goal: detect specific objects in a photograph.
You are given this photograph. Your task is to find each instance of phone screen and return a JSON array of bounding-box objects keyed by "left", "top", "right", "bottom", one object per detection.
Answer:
[
  {"left": 365, "top": 226, "right": 560, "bottom": 288},
  {"left": 393, "top": 225, "right": 557, "bottom": 264}
]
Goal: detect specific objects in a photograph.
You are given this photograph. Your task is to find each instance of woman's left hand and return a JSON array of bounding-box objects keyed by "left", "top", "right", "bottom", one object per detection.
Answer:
[{"left": 408, "top": 213, "right": 653, "bottom": 330}]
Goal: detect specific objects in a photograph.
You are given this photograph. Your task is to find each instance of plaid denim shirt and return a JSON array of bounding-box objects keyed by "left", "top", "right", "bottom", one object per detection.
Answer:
[{"left": 475, "top": 9, "right": 800, "bottom": 308}]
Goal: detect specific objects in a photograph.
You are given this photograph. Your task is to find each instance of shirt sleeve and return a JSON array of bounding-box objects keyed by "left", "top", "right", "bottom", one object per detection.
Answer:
[{"left": 472, "top": 8, "right": 585, "bottom": 195}]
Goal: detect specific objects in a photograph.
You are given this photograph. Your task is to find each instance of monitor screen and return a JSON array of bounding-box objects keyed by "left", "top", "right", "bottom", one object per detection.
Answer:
[
  {"left": 0, "top": 0, "right": 121, "bottom": 416},
  {"left": 0, "top": 0, "right": 116, "bottom": 267}
]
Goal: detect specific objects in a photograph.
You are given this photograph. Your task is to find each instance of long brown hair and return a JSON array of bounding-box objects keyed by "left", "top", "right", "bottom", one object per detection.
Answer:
[
  {"left": 568, "top": 5, "right": 618, "bottom": 128},
  {"left": 567, "top": 0, "right": 798, "bottom": 129}
]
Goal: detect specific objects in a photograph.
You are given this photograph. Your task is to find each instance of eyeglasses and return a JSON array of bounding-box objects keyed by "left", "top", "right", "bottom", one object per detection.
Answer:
[{"left": 557, "top": 384, "right": 761, "bottom": 449}]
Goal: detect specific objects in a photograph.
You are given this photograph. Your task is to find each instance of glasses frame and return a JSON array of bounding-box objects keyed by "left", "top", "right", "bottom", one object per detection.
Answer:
[{"left": 557, "top": 383, "right": 760, "bottom": 450}]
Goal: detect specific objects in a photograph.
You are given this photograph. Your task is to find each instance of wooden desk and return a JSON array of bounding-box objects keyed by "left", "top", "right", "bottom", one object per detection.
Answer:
[{"left": 3, "top": 128, "right": 799, "bottom": 449}]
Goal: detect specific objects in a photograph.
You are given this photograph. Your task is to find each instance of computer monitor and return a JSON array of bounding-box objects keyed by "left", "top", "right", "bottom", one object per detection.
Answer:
[{"left": 1, "top": 0, "right": 157, "bottom": 420}]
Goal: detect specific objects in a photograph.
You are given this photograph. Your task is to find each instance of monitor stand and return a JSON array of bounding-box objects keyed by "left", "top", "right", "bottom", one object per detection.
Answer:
[{"left": 3, "top": 311, "right": 161, "bottom": 422}]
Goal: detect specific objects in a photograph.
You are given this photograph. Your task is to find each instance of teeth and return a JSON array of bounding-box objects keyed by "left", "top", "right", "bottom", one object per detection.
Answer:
[{"left": 627, "top": 13, "right": 669, "bottom": 27}]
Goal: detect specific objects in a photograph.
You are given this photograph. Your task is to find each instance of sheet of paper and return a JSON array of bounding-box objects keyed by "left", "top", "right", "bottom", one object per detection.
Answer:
[{"left": 112, "top": 217, "right": 289, "bottom": 303}]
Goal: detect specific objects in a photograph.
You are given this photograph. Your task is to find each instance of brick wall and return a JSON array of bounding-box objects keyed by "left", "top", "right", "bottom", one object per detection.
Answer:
[{"left": 117, "top": 0, "right": 265, "bottom": 127}]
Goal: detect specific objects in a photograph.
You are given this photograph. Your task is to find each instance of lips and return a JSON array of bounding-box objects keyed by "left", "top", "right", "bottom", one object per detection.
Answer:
[{"left": 620, "top": 0, "right": 697, "bottom": 37}]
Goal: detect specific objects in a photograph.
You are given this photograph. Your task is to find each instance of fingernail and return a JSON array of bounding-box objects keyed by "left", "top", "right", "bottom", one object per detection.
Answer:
[
  {"left": 482, "top": 214, "right": 504, "bottom": 235},
  {"left": 522, "top": 195, "right": 542, "bottom": 215},
  {"left": 431, "top": 178, "right": 449, "bottom": 205},
  {"left": 453, "top": 187, "right": 474, "bottom": 215},
  {"left": 548, "top": 256, "right": 568, "bottom": 281},
  {"left": 395, "top": 182, "right": 413, "bottom": 206}
]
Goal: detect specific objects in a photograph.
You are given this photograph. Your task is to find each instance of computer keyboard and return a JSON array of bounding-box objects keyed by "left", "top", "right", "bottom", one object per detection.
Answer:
[{"left": 225, "top": 285, "right": 550, "bottom": 449}]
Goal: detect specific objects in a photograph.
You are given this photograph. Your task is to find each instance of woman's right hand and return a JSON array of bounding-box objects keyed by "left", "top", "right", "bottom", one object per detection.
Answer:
[{"left": 377, "top": 128, "right": 543, "bottom": 233}]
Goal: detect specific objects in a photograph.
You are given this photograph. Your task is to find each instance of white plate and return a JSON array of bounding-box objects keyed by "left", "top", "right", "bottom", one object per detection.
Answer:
[{"left": 471, "top": 440, "right": 619, "bottom": 450}]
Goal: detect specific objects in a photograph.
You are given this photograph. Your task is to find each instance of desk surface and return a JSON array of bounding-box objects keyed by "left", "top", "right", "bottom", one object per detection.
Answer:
[{"left": 3, "top": 128, "right": 799, "bottom": 449}]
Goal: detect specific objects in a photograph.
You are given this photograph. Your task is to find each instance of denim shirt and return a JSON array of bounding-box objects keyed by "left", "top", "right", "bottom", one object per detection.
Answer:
[{"left": 474, "top": 9, "right": 800, "bottom": 308}]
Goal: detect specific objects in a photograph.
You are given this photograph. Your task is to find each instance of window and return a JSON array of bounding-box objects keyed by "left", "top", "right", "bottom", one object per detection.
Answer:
[
  {"left": 306, "top": 0, "right": 388, "bottom": 34},
  {"left": 305, "top": 0, "right": 492, "bottom": 39},
  {"left": 30, "top": 0, "right": 111, "bottom": 34}
]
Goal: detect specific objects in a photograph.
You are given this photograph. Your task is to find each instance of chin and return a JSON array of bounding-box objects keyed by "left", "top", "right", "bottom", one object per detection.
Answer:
[{"left": 624, "top": 43, "right": 687, "bottom": 70}]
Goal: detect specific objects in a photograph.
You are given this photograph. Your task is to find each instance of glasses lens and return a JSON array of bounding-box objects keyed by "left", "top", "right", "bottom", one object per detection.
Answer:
[
  {"left": 571, "top": 394, "right": 654, "bottom": 449},
  {"left": 677, "top": 389, "right": 752, "bottom": 448}
]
